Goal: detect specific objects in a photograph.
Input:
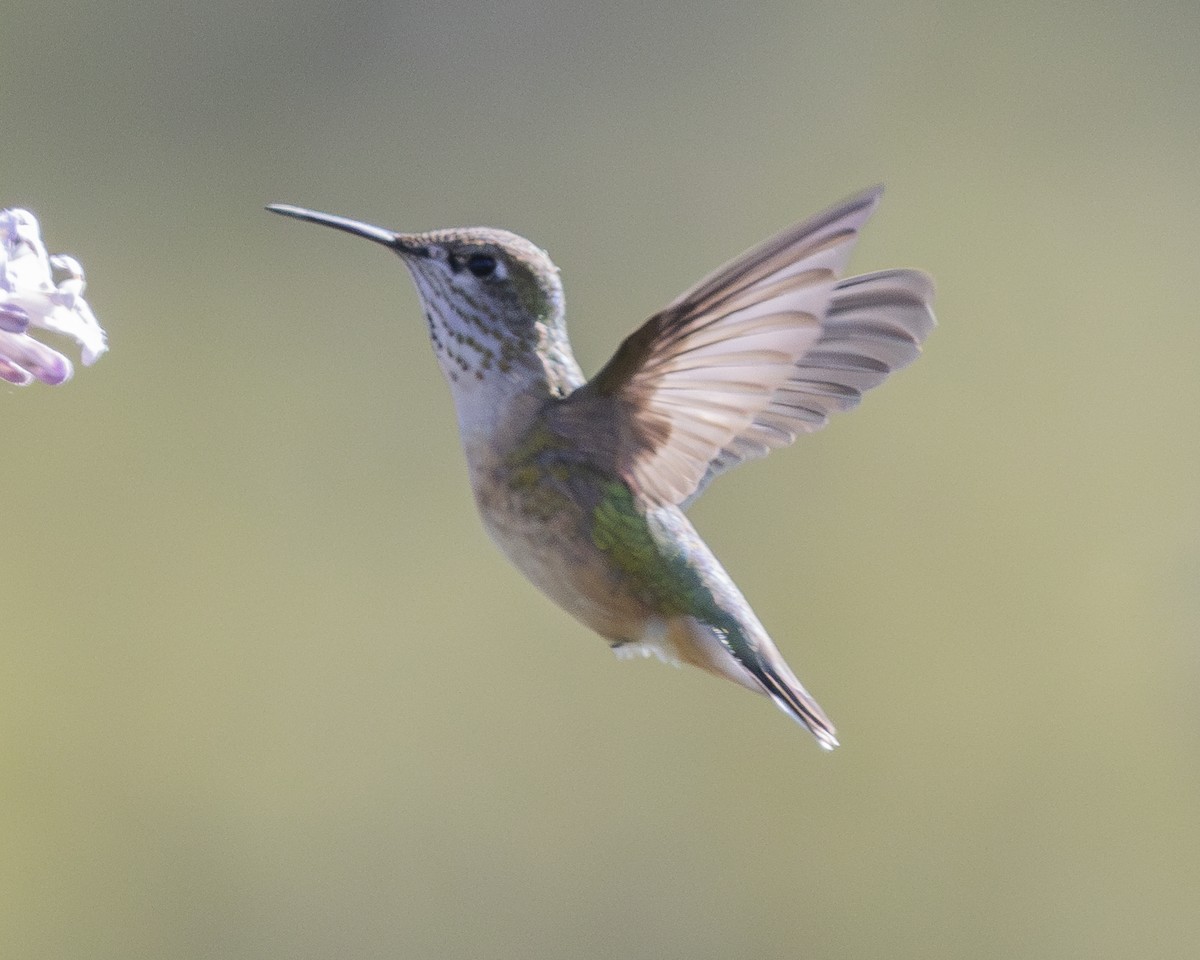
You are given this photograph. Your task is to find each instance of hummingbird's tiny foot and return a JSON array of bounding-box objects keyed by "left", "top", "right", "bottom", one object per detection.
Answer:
[
  {"left": 612, "top": 641, "right": 654, "bottom": 662},
  {"left": 611, "top": 621, "right": 681, "bottom": 667}
]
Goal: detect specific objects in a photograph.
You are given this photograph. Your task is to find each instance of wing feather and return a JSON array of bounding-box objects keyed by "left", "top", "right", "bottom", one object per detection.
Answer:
[
  {"left": 550, "top": 187, "right": 934, "bottom": 507},
  {"left": 690, "top": 269, "right": 935, "bottom": 500}
]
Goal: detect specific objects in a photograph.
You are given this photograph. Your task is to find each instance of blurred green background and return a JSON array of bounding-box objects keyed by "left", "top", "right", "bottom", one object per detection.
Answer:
[{"left": 4, "top": 1, "right": 1199, "bottom": 957}]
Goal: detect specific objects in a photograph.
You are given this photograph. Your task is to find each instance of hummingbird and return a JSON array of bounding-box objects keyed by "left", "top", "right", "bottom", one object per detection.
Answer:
[{"left": 267, "top": 186, "right": 933, "bottom": 749}]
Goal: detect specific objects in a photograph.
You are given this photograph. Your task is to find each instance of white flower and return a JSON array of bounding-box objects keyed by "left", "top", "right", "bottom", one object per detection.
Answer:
[{"left": 0, "top": 208, "right": 107, "bottom": 386}]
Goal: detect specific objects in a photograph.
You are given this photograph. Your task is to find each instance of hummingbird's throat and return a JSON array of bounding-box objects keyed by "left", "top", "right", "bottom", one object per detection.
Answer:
[{"left": 423, "top": 303, "right": 534, "bottom": 386}]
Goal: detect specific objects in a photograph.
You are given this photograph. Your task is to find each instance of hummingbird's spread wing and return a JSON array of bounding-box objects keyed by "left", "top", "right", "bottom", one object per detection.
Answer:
[
  {"left": 553, "top": 186, "right": 934, "bottom": 507},
  {"left": 689, "top": 267, "right": 935, "bottom": 503}
]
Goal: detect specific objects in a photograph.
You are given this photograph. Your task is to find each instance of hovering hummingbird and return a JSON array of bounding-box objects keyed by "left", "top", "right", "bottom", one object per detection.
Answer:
[{"left": 268, "top": 186, "right": 933, "bottom": 749}]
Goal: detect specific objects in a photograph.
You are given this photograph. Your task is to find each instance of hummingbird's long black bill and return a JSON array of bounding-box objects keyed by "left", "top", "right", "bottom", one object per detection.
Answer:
[{"left": 266, "top": 203, "right": 409, "bottom": 251}]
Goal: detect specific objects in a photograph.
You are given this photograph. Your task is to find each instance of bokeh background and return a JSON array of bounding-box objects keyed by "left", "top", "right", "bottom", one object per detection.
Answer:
[{"left": 4, "top": 1, "right": 1199, "bottom": 957}]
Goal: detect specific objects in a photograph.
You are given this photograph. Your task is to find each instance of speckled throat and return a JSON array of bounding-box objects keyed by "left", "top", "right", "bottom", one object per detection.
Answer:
[{"left": 401, "top": 242, "right": 582, "bottom": 398}]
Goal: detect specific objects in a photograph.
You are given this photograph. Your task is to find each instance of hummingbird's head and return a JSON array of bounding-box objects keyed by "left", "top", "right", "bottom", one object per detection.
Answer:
[
  {"left": 396, "top": 226, "right": 565, "bottom": 340},
  {"left": 268, "top": 205, "right": 573, "bottom": 392}
]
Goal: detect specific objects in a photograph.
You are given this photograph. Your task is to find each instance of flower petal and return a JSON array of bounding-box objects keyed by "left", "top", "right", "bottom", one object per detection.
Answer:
[
  {"left": 0, "top": 330, "right": 73, "bottom": 385},
  {"left": 0, "top": 303, "right": 30, "bottom": 333},
  {"left": 0, "top": 209, "right": 107, "bottom": 383},
  {"left": 0, "top": 357, "right": 34, "bottom": 385}
]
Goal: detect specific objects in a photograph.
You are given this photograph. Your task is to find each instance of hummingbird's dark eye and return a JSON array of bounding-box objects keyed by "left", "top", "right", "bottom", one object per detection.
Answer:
[{"left": 466, "top": 253, "right": 498, "bottom": 279}]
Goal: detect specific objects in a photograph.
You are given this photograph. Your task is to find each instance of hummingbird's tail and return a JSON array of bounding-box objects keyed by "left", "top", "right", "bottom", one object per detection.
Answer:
[
  {"left": 676, "top": 615, "right": 839, "bottom": 749},
  {"left": 750, "top": 658, "right": 839, "bottom": 751}
]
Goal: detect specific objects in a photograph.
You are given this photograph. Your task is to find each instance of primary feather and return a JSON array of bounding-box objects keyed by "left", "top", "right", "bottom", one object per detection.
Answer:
[{"left": 553, "top": 186, "right": 934, "bottom": 508}]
